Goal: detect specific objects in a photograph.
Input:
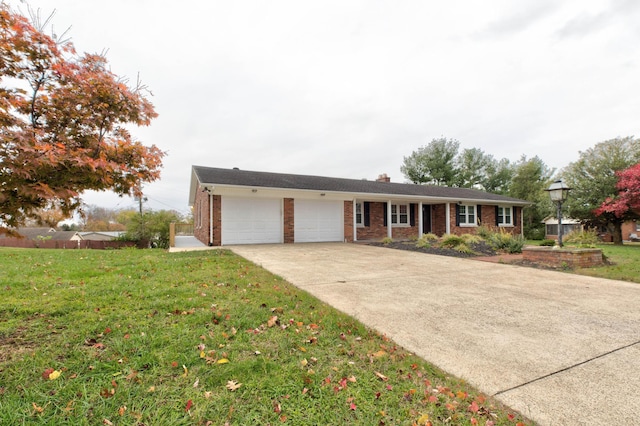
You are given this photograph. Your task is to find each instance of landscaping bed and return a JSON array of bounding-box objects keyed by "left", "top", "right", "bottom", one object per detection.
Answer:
[{"left": 369, "top": 240, "right": 498, "bottom": 258}]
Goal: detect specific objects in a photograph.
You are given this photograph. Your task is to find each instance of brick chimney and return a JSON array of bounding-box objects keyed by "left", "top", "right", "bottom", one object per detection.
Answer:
[{"left": 376, "top": 173, "right": 390, "bottom": 182}]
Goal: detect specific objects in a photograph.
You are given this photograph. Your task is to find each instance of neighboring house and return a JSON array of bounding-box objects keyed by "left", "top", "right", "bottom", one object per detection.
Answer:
[
  {"left": 189, "top": 166, "right": 529, "bottom": 246},
  {"left": 543, "top": 217, "right": 583, "bottom": 240},
  {"left": 0, "top": 227, "right": 79, "bottom": 241},
  {"left": 77, "top": 231, "right": 125, "bottom": 241},
  {"left": 543, "top": 217, "right": 640, "bottom": 242},
  {"left": 623, "top": 221, "right": 640, "bottom": 241},
  {"left": 0, "top": 228, "right": 124, "bottom": 242}
]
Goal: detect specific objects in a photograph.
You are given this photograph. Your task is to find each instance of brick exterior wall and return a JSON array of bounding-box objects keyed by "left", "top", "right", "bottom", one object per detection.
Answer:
[
  {"left": 356, "top": 202, "right": 420, "bottom": 240},
  {"left": 522, "top": 247, "right": 603, "bottom": 268},
  {"left": 344, "top": 201, "right": 354, "bottom": 242},
  {"left": 622, "top": 221, "right": 639, "bottom": 240},
  {"left": 193, "top": 191, "right": 221, "bottom": 246},
  {"left": 449, "top": 204, "right": 522, "bottom": 236},
  {"left": 284, "top": 198, "right": 294, "bottom": 243},
  {"left": 193, "top": 189, "right": 210, "bottom": 246},
  {"left": 192, "top": 190, "right": 524, "bottom": 245}
]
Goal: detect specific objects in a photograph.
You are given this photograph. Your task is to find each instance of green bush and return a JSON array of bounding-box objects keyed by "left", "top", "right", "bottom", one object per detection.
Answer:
[
  {"left": 539, "top": 239, "right": 556, "bottom": 247},
  {"left": 525, "top": 226, "right": 546, "bottom": 240},
  {"left": 454, "top": 243, "right": 475, "bottom": 254},
  {"left": 440, "top": 234, "right": 465, "bottom": 249},
  {"left": 416, "top": 233, "right": 439, "bottom": 248},
  {"left": 564, "top": 229, "right": 599, "bottom": 247},
  {"left": 483, "top": 228, "right": 525, "bottom": 253},
  {"left": 475, "top": 225, "right": 494, "bottom": 240},
  {"left": 461, "top": 233, "right": 482, "bottom": 245},
  {"left": 381, "top": 237, "right": 393, "bottom": 245}
]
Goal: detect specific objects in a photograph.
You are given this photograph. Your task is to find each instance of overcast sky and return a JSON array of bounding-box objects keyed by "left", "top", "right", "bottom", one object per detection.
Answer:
[{"left": 8, "top": 0, "right": 640, "bottom": 215}]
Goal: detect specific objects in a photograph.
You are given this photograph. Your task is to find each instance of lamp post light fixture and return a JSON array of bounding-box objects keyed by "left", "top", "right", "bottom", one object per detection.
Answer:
[{"left": 546, "top": 179, "right": 572, "bottom": 247}]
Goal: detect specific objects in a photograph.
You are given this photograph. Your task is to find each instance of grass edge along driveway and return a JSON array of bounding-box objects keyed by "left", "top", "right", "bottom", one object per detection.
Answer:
[{"left": 0, "top": 247, "right": 532, "bottom": 425}]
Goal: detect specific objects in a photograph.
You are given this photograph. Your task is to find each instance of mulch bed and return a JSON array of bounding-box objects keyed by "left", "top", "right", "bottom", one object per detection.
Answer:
[
  {"left": 368, "top": 240, "right": 593, "bottom": 270},
  {"left": 368, "top": 240, "right": 497, "bottom": 259}
]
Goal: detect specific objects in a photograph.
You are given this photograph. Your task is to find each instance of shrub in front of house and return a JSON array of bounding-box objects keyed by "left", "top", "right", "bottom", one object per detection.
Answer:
[
  {"left": 563, "top": 229, "right": 599, "bottom": 247},
  {"left": 539, "top": 239, "right": 556, "bottom": 247},
  {"left": 439, "top": 234, "right": 474, "bottom": 253},
  {"left": 416, "top": 233, "right": 439, "bottom": 248},
  {"left": 440, "top": 234, "right": 465, "bottom": 249},
  {"left": 478, "top": 227, "right": 525, "bottom": 253}
]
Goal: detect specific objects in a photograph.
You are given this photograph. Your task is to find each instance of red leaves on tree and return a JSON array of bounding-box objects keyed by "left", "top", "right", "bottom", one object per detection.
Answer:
[
  {"left": 0, "top": 4, "right": 164, "bottom": 233},
  {"left": 595, "top": 163, "right": 640, "bottom": 219}
]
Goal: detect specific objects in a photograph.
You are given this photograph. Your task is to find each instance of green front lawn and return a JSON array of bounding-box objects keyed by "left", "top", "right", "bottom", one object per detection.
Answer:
[
  {"left": 574, "top": 243, "right": 640, "bottom": 283},
  {"left": 0, "top": 248, "right": 530, "bottom": 425}
]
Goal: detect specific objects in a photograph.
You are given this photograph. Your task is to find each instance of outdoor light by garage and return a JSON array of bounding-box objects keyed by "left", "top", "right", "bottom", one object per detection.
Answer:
[{"left": 546, "top": 179, "right": 572, "bottom": 247}]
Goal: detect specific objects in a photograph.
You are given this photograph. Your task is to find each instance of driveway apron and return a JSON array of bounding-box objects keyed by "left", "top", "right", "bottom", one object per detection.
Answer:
[{"left": 229, "top": 243, "right": 640, "bottom": 426}]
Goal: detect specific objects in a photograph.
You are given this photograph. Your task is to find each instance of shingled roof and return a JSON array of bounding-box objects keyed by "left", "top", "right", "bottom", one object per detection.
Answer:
[{"left": 192, "top": 166, "right": 528, "bottom": 205}]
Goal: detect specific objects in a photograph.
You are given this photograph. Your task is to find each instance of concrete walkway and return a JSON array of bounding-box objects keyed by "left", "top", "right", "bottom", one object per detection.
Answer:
[
  {"left": 169, "top": 236, "right": 210, "bottom": 252},
  {"left": 229, "top": 243, "right": 640, "bottom": 426}
]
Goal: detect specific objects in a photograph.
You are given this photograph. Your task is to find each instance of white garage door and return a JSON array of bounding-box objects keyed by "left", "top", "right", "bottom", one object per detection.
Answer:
[
  {"left": 221, "top": 197, "right": 282, "bottom": 245},
  {"left": 295, "top": 200, "right": 344, "bottom": 243}
]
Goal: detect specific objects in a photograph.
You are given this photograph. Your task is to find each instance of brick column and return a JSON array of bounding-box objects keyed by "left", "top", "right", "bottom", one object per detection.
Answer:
[
  {"left": 344, "top": 200, "right": 353, "bottom": 242},
  {"left": 212, "top": 195, "right": 221, "bottom": 246},
  {"left": 284, "top": 198, "right": 294, "bottom": 243}
]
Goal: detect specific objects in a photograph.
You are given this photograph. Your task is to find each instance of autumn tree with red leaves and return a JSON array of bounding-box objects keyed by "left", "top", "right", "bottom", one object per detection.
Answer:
[
  {"left": 0, "top": 4, "right": 164, "bottom": 234},
  {"left": 594, "top": 163, "right": 640, "bottom": 243}
]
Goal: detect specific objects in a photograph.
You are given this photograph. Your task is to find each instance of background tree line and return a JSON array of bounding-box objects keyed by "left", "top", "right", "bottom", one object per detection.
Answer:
[{"left": 401, "top": 136, "right": 640, "bottom": 243}]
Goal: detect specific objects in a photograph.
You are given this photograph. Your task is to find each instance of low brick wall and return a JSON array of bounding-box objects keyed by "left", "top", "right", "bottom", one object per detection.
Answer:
[{"left": 522, "top": 246, "right": 603, "bottom": 268}]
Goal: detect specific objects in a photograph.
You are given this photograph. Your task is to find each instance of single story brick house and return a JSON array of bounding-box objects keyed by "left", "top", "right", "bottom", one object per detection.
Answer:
[{"left": 189, "top": 166, "right": 529, "bottom": 246}]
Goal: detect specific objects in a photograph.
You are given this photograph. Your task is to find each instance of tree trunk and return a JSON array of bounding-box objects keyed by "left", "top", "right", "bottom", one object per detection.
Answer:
[{"left": 612, "top": 221, "right": 624, "bottom": 245}]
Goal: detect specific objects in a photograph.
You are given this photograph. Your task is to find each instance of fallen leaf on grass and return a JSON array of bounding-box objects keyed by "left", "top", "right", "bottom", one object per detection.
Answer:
[
  {"left": 417, "top": 413, "right": 430, "bottom": 425},
  {"left": 32, "top": 402, "right": 44, "bottom": 414},
  {"left": 267, "top": 316, "right": 278, "bottom": 327},
  {"left": 103, "top": 419, "right": 113, "bottom": 426},
  {"left": 226, "top": 380, "right": 242, "bottom": 391},
  {"left": 118, "top": 406, "right": 127, "bottom": 416},
  {"left": 48, "top": 370, "right": 61, "bottom": 380},
  {"left": 42, "top": 368, "right": 54, "bottom": 380},
  {"left": 217, "top": 358, "right": 229, "bottom": 364},
  {"left": 185, "top": 399, "right": 193, "bottom": 412},
  {"left": 374, "top": 371, "right": 388, "bottom": 381},
  {"left": 468, "top": 401, "right": 480, "bottom": 413}
]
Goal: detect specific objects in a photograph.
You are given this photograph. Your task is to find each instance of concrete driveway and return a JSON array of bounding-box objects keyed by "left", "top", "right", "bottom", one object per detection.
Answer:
[{"left": 229, "top": 243, "right": 640, "bottom": 426}]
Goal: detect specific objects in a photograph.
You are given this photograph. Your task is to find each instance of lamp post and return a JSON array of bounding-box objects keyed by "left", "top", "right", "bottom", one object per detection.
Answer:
[{"left": 546, "top": 179, "right": 572, "bottom": 247}]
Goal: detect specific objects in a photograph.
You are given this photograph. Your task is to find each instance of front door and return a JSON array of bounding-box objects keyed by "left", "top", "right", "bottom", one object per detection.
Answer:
[{"left": 422, "top": 204, "right": 432, "bottom": 234}]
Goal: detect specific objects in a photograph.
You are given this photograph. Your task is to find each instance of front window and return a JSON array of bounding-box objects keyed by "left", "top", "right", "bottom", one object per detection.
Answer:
[
  {"left": 459, "top": 204, "right": 476, "bottom": 226},
  {"left": 391, "top": 204, "right": 409, "bottom": 226},
  {"left": 355, "top": 203, "right": 363, "bottom": 227},
  {"left": 498, "top": 206, "right": 512, "bottom": 226}
]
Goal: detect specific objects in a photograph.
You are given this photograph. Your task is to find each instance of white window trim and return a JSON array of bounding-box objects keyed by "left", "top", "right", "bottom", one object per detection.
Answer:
[
  {"left": 355, "top": 202, "right": 364, "bottom": 228},
  {"left": 459, "top": 204, "right": 477, "bottom": 227},
  {"left": 391, "top": 203, "right": 410, "bottom": 227},
  {"left": 497, "top": 206, "right": 513, "bottom": 227}
]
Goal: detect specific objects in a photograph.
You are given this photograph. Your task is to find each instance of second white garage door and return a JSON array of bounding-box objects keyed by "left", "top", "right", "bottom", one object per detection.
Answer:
[
  {"left": 295, "top": 200, "right": 344, "bottom": 243},
  {"left": 221, "top": 197, "right": 282, "bottom": 245}
]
